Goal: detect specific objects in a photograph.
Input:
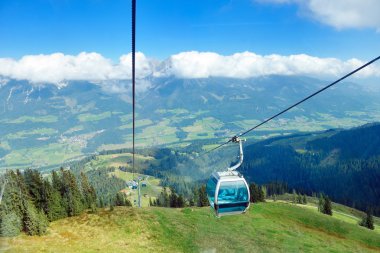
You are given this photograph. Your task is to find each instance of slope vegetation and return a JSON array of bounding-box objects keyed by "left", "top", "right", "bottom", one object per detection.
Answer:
[{"left": 2, "top": 202, "right": 379, "bottom": 253}]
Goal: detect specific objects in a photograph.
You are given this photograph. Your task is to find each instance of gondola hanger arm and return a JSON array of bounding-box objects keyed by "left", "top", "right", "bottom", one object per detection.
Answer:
[{"left": 228, "top": 136, "right": 246, "bottom": 171}]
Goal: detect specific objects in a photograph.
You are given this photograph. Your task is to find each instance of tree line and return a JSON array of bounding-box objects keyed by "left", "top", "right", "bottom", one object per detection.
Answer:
[
  {"left": 151, "top": 182, "right": 266, "bottom": 208},
  {"left": 0, "top": 168, "right": 96, "bottom": 236}
]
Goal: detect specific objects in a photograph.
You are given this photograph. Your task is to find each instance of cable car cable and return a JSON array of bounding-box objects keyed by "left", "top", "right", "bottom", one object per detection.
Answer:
[
  {"left": 205, "top": 55, "right": 380, "bottom": 154},
  {"left": 132, "top": 0, "right": 136, "bottom": 181}
]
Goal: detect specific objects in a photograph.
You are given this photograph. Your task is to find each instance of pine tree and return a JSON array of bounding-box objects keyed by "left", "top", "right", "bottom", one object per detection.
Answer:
[
  {"left": 258, "top": 186, "right": 265, "bottom": 202},
  {"left": 23, "top": 169, "right": 45, "bottom": 212},
  {"left": 177, "top": 194, "right": 185, "bottom": 208},
  {"left": 99, "top": 198, "right": 104, "bottom": 208},
  {"left": 318, "top": 194, "right": 324, "bottom": 212},
  {"left": 359, "top": 210, "right": 375, "bottom": 230},
  {"left": 261, "top": 185, "right": 267, "bottom": 200},
  {"left": 22, "top": 199, "right": 48, "bottom": 236},
  {"left": 191, "top": 187, "right": 199, "bottom": 207},
  {"left": 169, "top": 187, "right": 178, "bottom": 208},
  {"left": 0, "top": 212, "right": 22, "bottom": 236},
  {"left": 80, "top": 172, "right": 96, "bottom": 209},
  {"left": 61, "top": 170, "right": 83, "bottom": 216},
  {"left": 302, "top": 195, "right": 307, "bottom": 204},
  {"left": 297, "top": 194, "right": 302, "bottom": 204},
  {"left": 292, "top": 189, "right": 297, "bottom": 204},
  {"left": 115, "top": 192, "right": 127, "bottom": 206},
  {"left": 43, "top": 180, "right": 65, "bottom": 221},
  {"left": 198, "top": 185, "right": 208, "bottom": 207},
  {"left": 322, "top": 195, "right": 332, "bottom": 216},
  {"left": 249, "top": 183, "right": 258, "bottom": 203}
]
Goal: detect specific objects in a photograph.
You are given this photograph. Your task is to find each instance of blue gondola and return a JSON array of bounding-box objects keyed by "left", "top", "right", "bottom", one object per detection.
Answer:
[{"left": 206, "top": 137, "right": 250, "bottom": 217}]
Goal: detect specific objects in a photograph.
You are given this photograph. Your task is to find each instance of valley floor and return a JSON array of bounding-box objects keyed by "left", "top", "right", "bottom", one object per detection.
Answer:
[{"left": 1, "top": 202, "right": 380, "bottom": 253}]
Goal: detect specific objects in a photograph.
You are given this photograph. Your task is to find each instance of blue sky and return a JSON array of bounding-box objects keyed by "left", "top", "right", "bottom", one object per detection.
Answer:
[{"left": 0, "top": 0, "right": 379, "bottom": 61}]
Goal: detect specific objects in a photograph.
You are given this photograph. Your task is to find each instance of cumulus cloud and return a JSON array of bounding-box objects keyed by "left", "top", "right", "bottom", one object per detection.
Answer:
[
  {"left": 156, "top": 51, "right": 380, "bottom": 79},
  {"left": 0, "top": 52, "right": 153, "bottom": 87},
  {"left": 0, "top": 51, "right": 379, "bottom": 87},
  {"left": 255, "top": 0, "right": 380, "bottom": 30}
]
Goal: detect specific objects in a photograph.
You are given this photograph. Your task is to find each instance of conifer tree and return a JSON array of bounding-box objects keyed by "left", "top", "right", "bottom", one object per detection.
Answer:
[
  {"left": 297, "top": 194, "right": 302, "bottom": 204},
  {"left": 318, "top": 194, "right": 324, "bottom": 212},
  {"left": 169, "top": 187, "right": 178, "bottom": 208},
  {"left": 115, "top": 192, "right": 127, "bottom": 206},
  {"left": 292, "top": 189, "right": 297, "bottom": 204},
  {"left": 43, "top": 180, "right": 65, "bottom": 221},
  {"left": 99, "top": 198, "right": 104, "bottom": 208},
  {"left": 61, "top": 170, "right": 83, "bottom": 216},
  {"left": 359, "top": 210, "right": 375, "bottom": 230},
  {"left": 198, "top": 185, "right": 208, "bottom": 207},
  {"left": 177, "top": 194, "right": 185, "bottom": 208},
  {"left": 258, "top": 186, "right": 265, "bottom": 202},
  {"left": 249, "top": 183, "right": 258, "bottom": 203},
  {"left": 0, "top": 212, "right": 22, "bottom": 237},
  {"left": 302, "top": 195, "right": 307, "bottom": 204},
  {"left": 322, "top": 195, "right": 332, "bottom": 216},
  {"left": 22, "top": 199, "right": 48, "bottom": 236},
  {"left": 261, "top": 185, "right": 267, "bottom": 199},
  {"left": 80, "top": 172, "right": 96, "bottom": 209},
  {"left": 23, "top": 169, "right": 45, "bottom": 212}
]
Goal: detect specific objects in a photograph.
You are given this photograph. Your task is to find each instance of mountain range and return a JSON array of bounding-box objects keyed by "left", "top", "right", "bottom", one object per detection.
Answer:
[{"left": 0, "top": 75, "right": 379, "bottom": 170}]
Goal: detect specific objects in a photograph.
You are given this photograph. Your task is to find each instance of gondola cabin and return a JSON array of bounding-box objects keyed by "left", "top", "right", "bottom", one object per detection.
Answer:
[{"left": 206, "top": 170, "right": 250, "bottom": 217}]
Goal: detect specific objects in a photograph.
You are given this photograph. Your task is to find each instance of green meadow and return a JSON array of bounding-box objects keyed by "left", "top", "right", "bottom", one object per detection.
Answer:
[{"left": 2, "top": 202, "right": 379, "bottom": 253}]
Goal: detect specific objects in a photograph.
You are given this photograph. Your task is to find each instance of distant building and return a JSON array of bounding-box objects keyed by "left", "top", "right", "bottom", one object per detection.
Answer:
[{"left": 126, "top": 180, "right": 138, "bottom": 189}]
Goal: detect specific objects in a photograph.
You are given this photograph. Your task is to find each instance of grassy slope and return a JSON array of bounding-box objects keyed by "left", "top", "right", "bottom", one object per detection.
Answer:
[
  {"left": 274, "top": 194, "right": 380, "bottom": 232},
  {"left": 111, "top": 170, "right": 162, "bottom": 207},
  {"left": 2, "top": 202, "right": 380, "bottom": 253}
]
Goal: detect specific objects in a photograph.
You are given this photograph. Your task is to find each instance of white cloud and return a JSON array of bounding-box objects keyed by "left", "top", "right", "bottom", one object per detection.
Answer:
[
  {"left": 0, "top": 52, "right": 153, "bottom": 87},
  {"left": 256, "top": 0, "right": 380, "bottom": 30},
  {"left": 0, "top": 51, "right": 379, "bottom": 87},
  {"left": 156, "top": 51, "right": 380, "bottom": 79}
]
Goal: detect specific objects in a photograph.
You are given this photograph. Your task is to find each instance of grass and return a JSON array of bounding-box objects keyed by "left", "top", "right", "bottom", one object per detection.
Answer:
[
  {"left": 269, "top": 194, "right": 380, "bottom": 233},
  {"left": 0, "top": 141, "right": 11, "bottom": 151},
  {"left": 182, "top": 117, "right": 224, "bottom": 140},
  {"left": 137, "top": 119, "right": 179, "bottom": 145},
  {"left": 83, "top": 153, "right": 156, "bottom": 172},
  {"left": 119, "top": 119, "right": 153, "bottom": 130},
  {"left": 77, "top": 112, "right": 112, "bottom": 122},
  {"left": 5, "top": 128, "right": 57, "bottom": 140},
  {"left": 2, "top": 202, "right": 380, "bottom": 253},
  {"left": 6, "top": 115, "right": 58, "bottom": 124},
  {"left": 1, "top": 143, "right": 82, "bottom": 170},
  {"left": 155, "top": 108, "right": 189, "bottom": 115},
  {"left": 111, "top": 170, "right": 163, "bottom": 207}
]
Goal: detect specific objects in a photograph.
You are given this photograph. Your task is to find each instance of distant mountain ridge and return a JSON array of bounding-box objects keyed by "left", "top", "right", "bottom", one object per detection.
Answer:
[{"left": 0, "top": 75, "right": 379, "bottom": 169}]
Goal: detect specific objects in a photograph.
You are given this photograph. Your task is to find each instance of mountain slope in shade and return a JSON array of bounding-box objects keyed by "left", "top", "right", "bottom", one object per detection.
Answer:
[{"left": 240, "top": 123, "right": 380, "bottom": 215}]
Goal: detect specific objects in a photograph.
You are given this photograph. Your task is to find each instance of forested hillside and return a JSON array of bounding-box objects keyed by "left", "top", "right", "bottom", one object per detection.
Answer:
[
  {"left": 0, "top": 169, "right": 96, "bottom": 236},
  {"left": 240, "top": 123, "right": 380, "bottom": 215}
]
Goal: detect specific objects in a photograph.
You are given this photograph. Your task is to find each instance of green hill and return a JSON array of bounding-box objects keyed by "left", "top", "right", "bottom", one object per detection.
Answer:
[{"left": 2, "top": 202, "right": 379, "bottom": 253}]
